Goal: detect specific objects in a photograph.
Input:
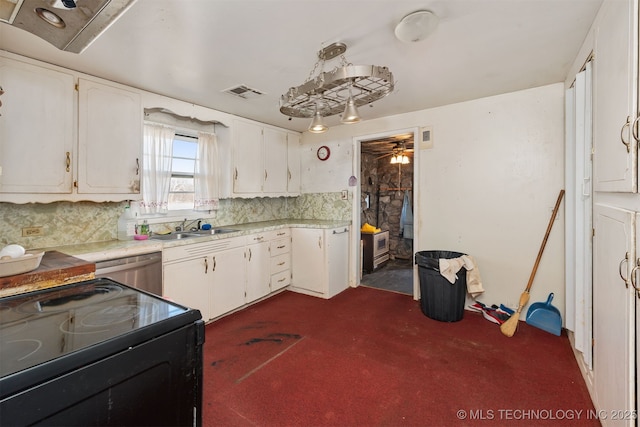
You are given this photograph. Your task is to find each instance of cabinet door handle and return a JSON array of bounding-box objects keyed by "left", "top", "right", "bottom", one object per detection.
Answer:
[
  {"left": 620, "top": 117, "right": 631, "bottom": 153},
  {"left": 277, "top": 261, "right": 285, "bottom": 266},
  {"left": 632, "top": 115, "right": 640, "bottom": 142},
  {"left": 288, "top": 168, "right": 291, "bottom": 181},
  {"left": 65, "top": 152, "right": 71, "bottom": 172},
  {"left": 318, "top": 236, "right": 322, "bottom": 249},
  {"left": 277, "top": 245, "right": 286, "bottom": 249},
  {"left": 619, "top": 252, "right": 630, "bottom": 286},
  {"left": 204, "top": 257, "right": 209, "bottom": 274},
  {"left": 212, "top": 256, "right": 216, "bottom": 272},
  {"left": 234, "top": 167, "right": 238, "bottom": 180},
  {"left": 135, "top": 158, "right": 140, "bottom": 176},
  {"left": 333, "top": 228, "right": 349, "bottom": 234},
  {"left": 248, "top": 248, "right": 252, "bottom": 261},
  {"left": 631, "top": 261, "right": 640, "bottom": 298},
  {"left": 265, "top": 170, "right": 268, "bottom": 180},
  {"left": 278, "top": 277, "right": 286, "bottom": 283}
]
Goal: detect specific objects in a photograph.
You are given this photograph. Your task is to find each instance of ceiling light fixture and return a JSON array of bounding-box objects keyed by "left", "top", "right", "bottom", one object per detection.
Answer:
[
  {"left": 395, "top": 10, "right": 439, "bottom": 43},
  {"left": 308, "top": 103, "right": 328, "bottom": 133},
  {"left": 280, "top": 42, "right": 394, "bottom": 133}
]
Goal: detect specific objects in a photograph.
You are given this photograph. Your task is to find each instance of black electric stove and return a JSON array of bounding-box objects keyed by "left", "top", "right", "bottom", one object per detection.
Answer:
[{"left": 0, "top": 278, "right": 204, "bottom": 426}]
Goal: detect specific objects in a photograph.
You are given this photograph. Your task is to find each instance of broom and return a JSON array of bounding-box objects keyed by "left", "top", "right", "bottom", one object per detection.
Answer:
[{"left": 500, "top": 189, "right": 565, "bottom": 337}]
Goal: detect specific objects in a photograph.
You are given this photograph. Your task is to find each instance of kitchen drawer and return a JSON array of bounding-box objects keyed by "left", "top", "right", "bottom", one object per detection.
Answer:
[
  {"left": 270, "top": 253, "right": 290, "bottom": 274},
  {"left": 267, "top": 228, "right": 290, "bottom": 240},
  {"left": 271, "top": 269, "right": 290, "bottom": 291},
  {"left": 270, "top": 237, "right": 290, "bottom": 256},
  {"left": 163, "top": 236, "right": 245, "bottom": 263}
]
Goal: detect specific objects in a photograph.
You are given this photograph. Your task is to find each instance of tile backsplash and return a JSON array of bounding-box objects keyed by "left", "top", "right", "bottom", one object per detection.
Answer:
[{"left": 0, "top": 193, "right": 351, "bottom": 249}]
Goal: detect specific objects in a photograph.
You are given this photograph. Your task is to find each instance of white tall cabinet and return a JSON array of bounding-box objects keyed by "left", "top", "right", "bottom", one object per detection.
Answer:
[{"left": 589, "top": 0, "right": 640, "bottom": 424}]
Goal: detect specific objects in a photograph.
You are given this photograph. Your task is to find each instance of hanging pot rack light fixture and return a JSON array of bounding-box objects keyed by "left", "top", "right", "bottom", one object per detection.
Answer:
[{"left": 279, "top": 42, "right": 395, "bottom": 133}]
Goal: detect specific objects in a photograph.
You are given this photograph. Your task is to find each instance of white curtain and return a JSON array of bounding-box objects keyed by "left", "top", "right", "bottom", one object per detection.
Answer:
[
  {"left": 194, "top": 131, "right": 220, "bottom": 211},
  {"left": 140, "top": 123, "right": 175, "bottom": 214}
]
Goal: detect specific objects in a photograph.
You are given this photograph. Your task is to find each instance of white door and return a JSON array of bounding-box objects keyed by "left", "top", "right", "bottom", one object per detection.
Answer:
[
  {"left": 593, "top": 204, "right": 635, "bottom": 426},
  {"left": 210, "top": 246, "right": 246, "bottom": 318},
  {"left": 0, "top": 58, "right": 74, "bottom": 194},
  {"left": 233, "top": 120, "right": 263, "bottom": 193},
  {"left": 163, "top": 257, "right": 211, "bottom": 321},
  {"left": 566, "top": 63, "right": 594, "bottom": 369},
  {"left": 263, "top": 127, "right": 288, "bottom": 193},
  {"left": 77, "top": 79, "right": 142, "bottom": 194},
  {"left": 593, "top": 0, "right": 637, "bottom": 192},
  {"left": 291, "top": 228, "right": 325, "bottom": 294},
  {"left": 245, "top": 239, "right": 270, "bottom": 302}
]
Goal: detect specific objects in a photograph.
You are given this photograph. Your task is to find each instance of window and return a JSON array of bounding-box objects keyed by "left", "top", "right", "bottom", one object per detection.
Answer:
[{"left": 168, "top": 132, "right": 198, "bottom": 211}]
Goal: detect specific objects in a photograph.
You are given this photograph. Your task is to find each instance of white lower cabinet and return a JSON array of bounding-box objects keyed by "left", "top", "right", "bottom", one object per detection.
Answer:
[
  {"left": 290, "top": 226, "right": 350, "bottom": 299},
  {"left": 269, "top": 229, "right": 291, "bottom": 291},
  {"left": 163, "top": 255, "right": 212, "bottom": 320},
  {"left": 162, "top": 229, "right": 293, "bottom": 321},
  {"left": 210, "top": 246, "right": 246, "bottom": 319},
  {"left": 245, "top": 233, "right": 271, "bottom": 303},
  {"left": 162, "top": 236, "right": 246, "bottom": 322},
  {"left": 593, "top": 204, "right": 636, "bottom": 426}
]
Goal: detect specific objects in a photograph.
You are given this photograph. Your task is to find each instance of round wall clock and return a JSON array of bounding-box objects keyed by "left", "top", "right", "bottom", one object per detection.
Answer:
[{"left": 317, "top": 145, "right": 331, "bottom": 161}]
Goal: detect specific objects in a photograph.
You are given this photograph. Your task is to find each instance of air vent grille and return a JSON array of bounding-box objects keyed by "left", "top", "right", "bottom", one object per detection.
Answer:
[{"left": 223, "top": 84, "right": 265, "bottom": 99}]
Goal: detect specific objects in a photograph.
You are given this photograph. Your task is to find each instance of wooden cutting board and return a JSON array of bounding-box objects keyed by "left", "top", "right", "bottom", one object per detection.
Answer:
[{"left": 0, "top": 251, "right": 96, "bottom": 297}]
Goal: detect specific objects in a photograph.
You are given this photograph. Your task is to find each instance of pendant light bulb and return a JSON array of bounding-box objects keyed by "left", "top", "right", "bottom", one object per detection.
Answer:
[
  {"left": 308, "top": 105, "right": 328, "bottom": 133},
  {"left": 341, "top": 96, "right": 361, "bottom": 124},
  {"left": 390, "top": 155, "right": 397, "bottom": 164}
]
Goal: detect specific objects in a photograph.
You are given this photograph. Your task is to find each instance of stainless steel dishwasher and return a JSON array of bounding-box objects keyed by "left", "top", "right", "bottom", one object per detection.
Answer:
[{"left": 95, "top": 252, "right": 163, "bottom": 296}]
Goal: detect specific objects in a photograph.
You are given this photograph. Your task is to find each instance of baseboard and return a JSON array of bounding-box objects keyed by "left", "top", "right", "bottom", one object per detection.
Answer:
[{"left": 566, "top": 330, "right": 597, "bottom": 408}]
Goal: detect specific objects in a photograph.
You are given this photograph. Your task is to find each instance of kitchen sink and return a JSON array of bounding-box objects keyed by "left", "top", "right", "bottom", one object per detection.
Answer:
[
  {"left": 150, "top": 228, "right": 240, "bottom": 241},
  {"left": 149, "top": 233, "right": 197, "bottom": 241},
  {"left": 187, "top": 228, "right": 240, "bottom": 235}
]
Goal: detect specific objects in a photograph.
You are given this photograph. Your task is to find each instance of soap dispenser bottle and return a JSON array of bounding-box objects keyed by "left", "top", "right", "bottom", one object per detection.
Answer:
[{"left": 117, "top": 207, "right": 136, "bottom": 240}]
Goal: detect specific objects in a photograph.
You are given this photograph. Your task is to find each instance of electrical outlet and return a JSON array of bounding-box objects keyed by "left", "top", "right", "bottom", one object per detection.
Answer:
[
  {"left": 341, "top": 190, "right": 348, "bottom": 200},
  {"left": 22, "top": 226, "right": 44, "bottom": 237}
]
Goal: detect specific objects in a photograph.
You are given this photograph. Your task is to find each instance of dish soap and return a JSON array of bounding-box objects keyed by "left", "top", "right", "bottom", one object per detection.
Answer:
[{"left": 139, "top": 220, "right": 150, "bottom": 236}]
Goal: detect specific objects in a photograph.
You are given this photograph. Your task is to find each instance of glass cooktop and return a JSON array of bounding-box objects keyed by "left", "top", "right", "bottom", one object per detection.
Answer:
[{"left": 0, "top": 278, "right": 193, "bottom": 378}]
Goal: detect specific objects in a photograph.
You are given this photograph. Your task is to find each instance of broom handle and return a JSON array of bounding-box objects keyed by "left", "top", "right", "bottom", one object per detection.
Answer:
[{"left": 524, "top": 189, "right": 565, "bottom": 293}]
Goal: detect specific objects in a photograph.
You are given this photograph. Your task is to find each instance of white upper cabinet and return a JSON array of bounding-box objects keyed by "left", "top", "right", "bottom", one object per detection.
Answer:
[
  {"left": 233, "top": 120, "right": 264, "bottom": 194},
  {"left": 77, "top": 79, "right": 142, "bottom": 194},
  {"left": 593, "top": 0, "right": 638, "bottom": 192},
  {"left": 0, "top": 53, "right": 143, "bottom": 203},
  {"left": 0, "top": 57, "right": 75, "bottom": 195},
  {"left": 263, "top": 127, "right": 288, "bottom": 193},
  {"left": 232, "top": 118, "right": 301, "bottom": 197},
  {"left": 287, "top": 131, "right": 301, "bottom": 195}
]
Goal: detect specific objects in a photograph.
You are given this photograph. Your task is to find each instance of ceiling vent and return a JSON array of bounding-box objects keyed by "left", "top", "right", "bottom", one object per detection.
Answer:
[{"left": 223, "top": 84, "right": 265, "bottom": 100}]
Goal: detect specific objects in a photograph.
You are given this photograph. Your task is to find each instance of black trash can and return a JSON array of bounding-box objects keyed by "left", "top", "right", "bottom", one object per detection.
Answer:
[{"left": 415, "top": 250, "right": 467, "bottom": 322}]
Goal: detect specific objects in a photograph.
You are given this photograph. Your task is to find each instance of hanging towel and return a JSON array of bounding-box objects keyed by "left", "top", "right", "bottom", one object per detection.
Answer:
[
  {"left": 400, "top": 190, "right": 414, "bottom": 239},
  {"left": 438, "top": 255, "right": 485, "bottom": 298}
]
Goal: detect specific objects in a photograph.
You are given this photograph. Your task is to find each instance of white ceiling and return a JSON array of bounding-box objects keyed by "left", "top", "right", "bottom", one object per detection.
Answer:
[{"left": 0, "top": 0, "right": 602, "bottom": 133}]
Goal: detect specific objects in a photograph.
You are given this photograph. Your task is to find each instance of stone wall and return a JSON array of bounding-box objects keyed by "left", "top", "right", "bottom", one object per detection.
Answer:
[{"left": 360, "top": 153, "right": 413, "bottom": 260}]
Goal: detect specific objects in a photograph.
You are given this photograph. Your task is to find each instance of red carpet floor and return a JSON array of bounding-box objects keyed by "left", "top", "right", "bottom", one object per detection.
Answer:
[{"left": 202, "top": 287, "right": 598, "bottom": 426}]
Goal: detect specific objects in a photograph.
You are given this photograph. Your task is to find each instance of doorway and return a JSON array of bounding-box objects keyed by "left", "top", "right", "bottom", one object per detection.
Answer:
[{"left": 358, "top": 131, "right": 415, "bottom": 295}]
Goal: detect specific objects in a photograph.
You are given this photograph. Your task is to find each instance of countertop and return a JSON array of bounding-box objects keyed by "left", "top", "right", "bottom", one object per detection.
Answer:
[
  {"left": 0, "top": 251, "right": 96, "bottom": 297},
  {"left": 43, "top": 219, "right": 351, "bottom": 262}
]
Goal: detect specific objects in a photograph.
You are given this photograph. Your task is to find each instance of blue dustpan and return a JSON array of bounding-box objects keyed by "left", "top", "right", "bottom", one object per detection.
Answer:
[{"left": 526, "top": 293, "right": 562, "bottom": 336}]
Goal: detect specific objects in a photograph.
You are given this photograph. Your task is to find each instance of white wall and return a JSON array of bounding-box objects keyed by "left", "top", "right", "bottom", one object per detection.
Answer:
[{"left": 302, "top": 83, "right": 566, "bottom": 315}]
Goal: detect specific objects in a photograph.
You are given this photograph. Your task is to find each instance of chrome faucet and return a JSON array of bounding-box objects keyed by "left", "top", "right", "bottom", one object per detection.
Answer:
[{"left": 177, "top": 218, "right": 202, "bottom": 232}]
